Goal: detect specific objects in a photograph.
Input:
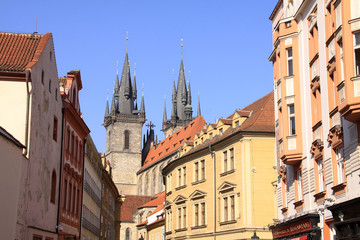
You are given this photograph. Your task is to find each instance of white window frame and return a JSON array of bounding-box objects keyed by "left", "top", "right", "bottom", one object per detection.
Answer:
[
  {"left": 288, "top": 104, "right": 296, "bottom": 136},
  {"left": 354, "top": 32, "right": 360, "bottom": 76},
  {"left": 287, "top": 48, "right": 293, "bottom": 76},
  {"left": 317, "top": 159, "right": 325, "bottom": 192},
  {"left": 336, "top": 147, "right": 345, "bottom": 184}
]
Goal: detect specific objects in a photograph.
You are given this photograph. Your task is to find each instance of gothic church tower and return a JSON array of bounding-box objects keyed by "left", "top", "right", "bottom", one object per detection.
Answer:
[
  {"left": 162, "top": 41, "right": 201, "bottom": 138},
  {"left": 104, "top": 44, "right": 145, "bottom": 195}
]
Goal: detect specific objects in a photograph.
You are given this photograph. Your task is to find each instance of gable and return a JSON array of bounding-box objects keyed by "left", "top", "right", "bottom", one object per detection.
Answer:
[
  {"left": 218, "top": 181, "right": 237, "bottom": 193},
  {"left": 174, "top": 195, "right": 187, "bottom": 204},
  {"left": 189, "top": 190, "right": 207, "bottom": 200}
]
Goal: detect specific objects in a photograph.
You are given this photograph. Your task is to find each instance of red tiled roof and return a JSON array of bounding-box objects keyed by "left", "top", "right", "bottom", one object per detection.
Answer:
[
  {"left": 140, "top": 116, "right": 206, "bottom": 171},
  {"left": 120, "top": 195, "right": 154, "bottom": 222},
  {"left": 0, "top": 32, "right": 51, "bottom": 72},
  {"left": 219, "top": 118, "right": 232, "bottom": 125},
  {"left": 180, "top": 92, "right": 274, "bottom": 158},
  {"left": 139, "top": 192, "right": 165, "bottom": 209}
]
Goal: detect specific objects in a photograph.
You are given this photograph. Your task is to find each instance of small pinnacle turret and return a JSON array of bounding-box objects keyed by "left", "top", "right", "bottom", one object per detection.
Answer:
[{"left": 197, "top": 93, "right": 201, "bottom": 117}]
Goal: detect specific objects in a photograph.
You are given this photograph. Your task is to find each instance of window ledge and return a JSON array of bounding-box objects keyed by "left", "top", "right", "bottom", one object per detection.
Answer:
[
  {"left": 166, "top": 190, "right": 172, "bottom": 196},
  {"left": 332, "top": 182, "right": 347, "bottom": 195},
  {"left": 220, "top": 169, "right": 235, "bottom": 177},
  {"left": 192, "top": 179, "right": 206, "bottom": 186},
  {"left": 175, "top": 228, "right": 187, "bottom": 232},
  {"left": 165, "top": 231, "right": 172, "bottom": 235},
  {"left": 219, "top": 220, "right": 237, "bottom": 226},
  {"left": 175, "top": 185, "right": 187, "bottom": 191},
  {"left": 284, "top": 75, "right": 294, "bottom": 79},
  {"left": 293, "top": 199, "right": 304, "bottom": 209},
  {"left": 191, "top": 225, "right": 207, "bottom": 230},
  {"left": 314, "top": 191, "right": 326, "bottom": 202}
]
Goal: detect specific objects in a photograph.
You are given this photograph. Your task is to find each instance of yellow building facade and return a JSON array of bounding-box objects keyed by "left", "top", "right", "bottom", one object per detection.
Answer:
[{"left": 162, "top": 93, "right": 276, "bottom": 240}]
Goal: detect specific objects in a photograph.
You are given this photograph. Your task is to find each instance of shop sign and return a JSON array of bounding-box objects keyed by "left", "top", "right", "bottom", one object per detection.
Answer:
[{"left": 272, "top": 219, "right": 312, "bottom": 238}]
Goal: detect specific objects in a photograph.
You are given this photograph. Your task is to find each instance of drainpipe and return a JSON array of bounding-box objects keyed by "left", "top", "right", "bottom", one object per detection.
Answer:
[
  {"left": 56, "top": 108, "right": 65, "bottom": 234},
  {"left": 79, "top": 137, "right": 87, "bottom": 239},
  {"left": 23, "top": 69, "right": 31, "bottom": 156},
  {"left": 209, "top": 144, "right": 216, "bottom": 240}
]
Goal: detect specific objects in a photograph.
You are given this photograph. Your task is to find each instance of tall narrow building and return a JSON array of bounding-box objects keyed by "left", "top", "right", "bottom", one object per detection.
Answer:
[{"left": 104, "top": 46, "right": 145, "bottom": 195}]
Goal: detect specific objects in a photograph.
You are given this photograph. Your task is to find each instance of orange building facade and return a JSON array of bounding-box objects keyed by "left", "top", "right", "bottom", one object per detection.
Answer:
[{"left": 269, "top": 0, "right": 360, "bottom": 239}]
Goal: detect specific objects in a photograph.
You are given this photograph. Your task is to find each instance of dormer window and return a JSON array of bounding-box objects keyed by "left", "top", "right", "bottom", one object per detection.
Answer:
[{"left": 219, "top": 128, "right": 223, "bottom": 135}]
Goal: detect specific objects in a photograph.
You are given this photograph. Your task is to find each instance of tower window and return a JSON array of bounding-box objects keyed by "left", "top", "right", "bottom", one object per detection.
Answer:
[{"left": 124, "top": 130, "right": 130, "bottom": 149}]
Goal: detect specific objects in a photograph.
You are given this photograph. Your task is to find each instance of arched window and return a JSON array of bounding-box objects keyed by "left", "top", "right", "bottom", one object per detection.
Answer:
[
  {"left": 50, "top": 170, "right": 56, "bottom": 203},
  {"left": 124, "top": 130, "right": 130, "bottom": 149},
  {"left": 125, "top": 228, "right": 130, "bottom": 240}
]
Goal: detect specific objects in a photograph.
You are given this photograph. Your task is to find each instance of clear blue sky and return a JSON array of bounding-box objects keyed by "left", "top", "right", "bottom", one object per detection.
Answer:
[{"left": 2, "top": 0, "right": 277, "bottom": 152}]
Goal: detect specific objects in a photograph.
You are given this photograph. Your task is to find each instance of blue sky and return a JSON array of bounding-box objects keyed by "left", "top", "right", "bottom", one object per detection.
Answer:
[{"left": 2, "top": 0, "right": 277, "bottom": 152}]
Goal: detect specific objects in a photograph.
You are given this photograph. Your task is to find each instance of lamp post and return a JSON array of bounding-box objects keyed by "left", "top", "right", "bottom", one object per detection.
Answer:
[{"left": 251, "top": 231, "right": 260, "bottom": 239}]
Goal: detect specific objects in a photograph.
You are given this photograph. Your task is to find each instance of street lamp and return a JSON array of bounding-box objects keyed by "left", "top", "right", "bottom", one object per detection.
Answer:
[{"left": 251, "top": 231, "right": 260, "bottom": 239}]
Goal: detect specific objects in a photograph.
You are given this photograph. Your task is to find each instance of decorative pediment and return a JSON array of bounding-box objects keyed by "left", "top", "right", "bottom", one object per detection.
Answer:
[
  {"left": 310, "top": 139, "right": 324, "bottom": 159},
  {"left": 189, "top": 190, "right": 207, "bottom": 200},
  {"left": 164, "top": 200, "right": 172, "bottom": 209},
  {"left": 327, "top": 125, "right": 343, "bottom": 149},
  {"left": 174, "top": 195, "right": 187, "bottom": 204},
  {"left": 218, "top": 181, "right": 236, "bottom": 193}
]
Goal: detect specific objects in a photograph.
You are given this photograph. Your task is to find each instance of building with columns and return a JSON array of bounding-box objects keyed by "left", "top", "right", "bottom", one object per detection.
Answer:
[{"left": 269, "top": 0, "right": 360, "bottom": 239}]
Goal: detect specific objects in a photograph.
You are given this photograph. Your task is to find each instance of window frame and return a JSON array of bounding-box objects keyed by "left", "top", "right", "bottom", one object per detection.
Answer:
[
  {"left": 288, "top": 104, "right": 296, "bottom": 136},
  {"left": 287, "top": 48, "right": 294, "bottom": 76}
]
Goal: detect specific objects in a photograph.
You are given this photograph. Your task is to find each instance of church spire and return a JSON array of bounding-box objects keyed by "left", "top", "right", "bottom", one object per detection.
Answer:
[
  {"left": 197, "top": 92, "right": 201, "bottom": 117},
  {"left": 140, "top": 85, "right": 145, "bottom": 114},
  {"left": 115, "top": 61, "right": 120, "bottom": 92},
  {"left": 105, "top": 90, "right": 109, "bottom": 117},
  {"left": 176, "top": 39, "right": 188, "bottom": 120},
  {"left": 163, "top": 96, "right": 167, "bottom": 123},
  {"left": 187, "top": 71, "right": 192, "bottom": 106},
  {"left": 110, "top": 88, "right": 116, "bottom": 113},
  {"left": 133, "top": 63, "right": 137, "bottom": 100},
  {"left": 117, "top": 32, "right": 135, "bottom": 114},
  {"left": 171, "top": 69, "right": 177, "bottom": 119}
]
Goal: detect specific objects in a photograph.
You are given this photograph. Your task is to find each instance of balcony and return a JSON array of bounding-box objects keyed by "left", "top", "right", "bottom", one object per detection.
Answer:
[
  {"left": 280, "top": 136, "right": 302, "bottom": 165},
  {"left": 339, "top": 76, "right": 360, "bottom": 123}
]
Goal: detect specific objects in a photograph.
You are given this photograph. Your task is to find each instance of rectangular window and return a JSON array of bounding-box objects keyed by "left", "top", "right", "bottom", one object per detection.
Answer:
[
  {"left": 183, "top": 166, "right": 186, "bottom": 186},
  {"left": 201, "top": 160, "right": 205, "bottom": 180},
  {"left": 355, "top": 33, "right": 360, "bottom": 76},
  {"left": 72, "top": 185, "right": 76, "bottom": 213},
  {"left": 71, "top": 134, "right": 74, "bottom": 156},
  {"left": 201, "top": 202, "right": 205, "bottom": 225},
  {"left": 297, "top": 169, "right": 303, "bottom": 200},
  {"left": 178, "top": 168, "right": 181, "bottom": 187},
  {"left": 340, "top": 42, "right": 345, "bottom": 81},
  {"left": 230, "top": 195, "right": 235, "bottom": 220},
  {"left": 288, "top": 105, "right": 296, "bottom": 135},
  {"left": 287, "top": 48, "right": 293, "bottom": 76},
  {"left": 336, "top": 147, "right": 345, "bottom": 184},
  {"left": 53, "top": 116, "right": 58, "bottom": 141},
  {"left": 178, "top": 208, "right": 181, "bottom": 229},
  {"left": 68, "top": 182, "right": 72, "bottom": 211},
  {"left": 66, "top": 129, "right": 70, "bottom": 151},
  {"left": 63, "top": 180, "right": 67, "bottom": 209},
  {"left": 223, "top": 151, "right": 228, "bottom": 172},
  {"left": 229, "top": 148, "right": 234, "bottom": 170},
  {"left": 183, "top": 206, "right": 186, "bottom": 228},
  {"left": 224, "top": 197, "right": 228, "bottom": 221},
  {"left": 317, "top": 159, "right": 325, "bottom": 192},
  {"left": 195, "top": 203, "right": 199, "bottom": 226},
  {"left": 195, "top": 162, "right": 199, "bottom": 182}
]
